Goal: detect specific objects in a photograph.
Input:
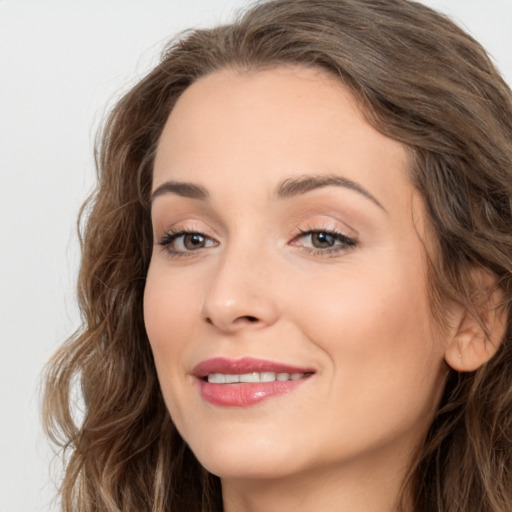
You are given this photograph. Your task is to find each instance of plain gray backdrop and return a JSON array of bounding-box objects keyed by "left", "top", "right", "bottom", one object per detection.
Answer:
[{"left": 1, "top": 1, "right": 511, "bottom": 511}]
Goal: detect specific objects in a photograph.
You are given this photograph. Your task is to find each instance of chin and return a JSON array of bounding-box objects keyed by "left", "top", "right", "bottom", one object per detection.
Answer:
[{"left": 186, "top": 429, "right": 304, "bottom": 480}]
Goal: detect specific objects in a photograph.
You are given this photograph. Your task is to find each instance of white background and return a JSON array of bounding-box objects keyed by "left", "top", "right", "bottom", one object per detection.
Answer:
[{"left": 0, "top": 1, "right": 511, "bottom": 511}]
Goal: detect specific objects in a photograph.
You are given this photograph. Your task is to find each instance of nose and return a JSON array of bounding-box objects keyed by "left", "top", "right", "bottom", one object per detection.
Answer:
[{"left": 201, "top": 244, "right": 280, "bottom": 333}]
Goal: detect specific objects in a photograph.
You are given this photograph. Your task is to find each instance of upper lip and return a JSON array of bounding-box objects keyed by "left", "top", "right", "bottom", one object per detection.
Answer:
[{"left": 193, "top": 357, "right": 315, "bottom": 378}]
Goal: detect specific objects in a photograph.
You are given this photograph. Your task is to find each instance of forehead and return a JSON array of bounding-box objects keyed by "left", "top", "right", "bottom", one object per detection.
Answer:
[{"left": 153, "top": 66, "right": 413, "bottom": 217}]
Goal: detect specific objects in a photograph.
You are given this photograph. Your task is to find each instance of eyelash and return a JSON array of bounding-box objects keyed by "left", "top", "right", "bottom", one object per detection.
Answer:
[
  {"left": 156, "top": 227, "right": 357, "bottom": 258},
  {"left": 157, "top": 228, "right": 219, "bottom": 258},
  {"left": 291, "top": 227, "right": 357, "bottom": 257}
]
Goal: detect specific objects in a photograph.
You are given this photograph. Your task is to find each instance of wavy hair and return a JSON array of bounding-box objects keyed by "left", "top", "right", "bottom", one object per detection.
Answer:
[{"left": 43, "top": 1, "right": 512, "bottom": 511}]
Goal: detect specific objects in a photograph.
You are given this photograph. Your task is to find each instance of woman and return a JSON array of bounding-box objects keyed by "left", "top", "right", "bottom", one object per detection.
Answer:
[{"left": 43, "top": 0, "right": 512, "bottom": 511}]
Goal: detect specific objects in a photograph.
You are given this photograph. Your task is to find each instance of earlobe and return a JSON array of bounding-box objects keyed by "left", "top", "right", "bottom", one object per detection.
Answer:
[
  {"left": 445, "top": 325, "right": 502, "bottom": 372},
  {"left": 445, "top": 275, "right": 507, "bottom": 372}
]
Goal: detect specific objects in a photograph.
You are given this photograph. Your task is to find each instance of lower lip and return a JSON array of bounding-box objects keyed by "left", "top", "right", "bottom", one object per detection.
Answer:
[{"left": 199, "top": 378, "right": 308, "bottom": 407}]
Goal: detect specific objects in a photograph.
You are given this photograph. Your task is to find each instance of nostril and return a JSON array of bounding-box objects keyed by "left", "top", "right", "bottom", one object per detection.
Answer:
[
  {"left": 234, "top": 315, "right": 259, "bottom": 324},
  {"left": 204, "top": 315, "right": 258, "bottom": 326}
]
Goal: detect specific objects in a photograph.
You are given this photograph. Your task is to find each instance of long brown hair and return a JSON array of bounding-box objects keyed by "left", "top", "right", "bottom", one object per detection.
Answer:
[{"left": 43, "top": 1, "right": 512, "bottom": 510}]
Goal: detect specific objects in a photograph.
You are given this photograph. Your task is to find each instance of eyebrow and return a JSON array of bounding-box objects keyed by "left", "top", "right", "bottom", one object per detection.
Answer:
[
  {"left": 151, "top": 174, "right": 386, "bottom": 212},
  {"left": 277, "top": 174, "right": 386, "bottom": 211},
  {"left": 151, "top": 181, "right": 209, "bottom": 201}
]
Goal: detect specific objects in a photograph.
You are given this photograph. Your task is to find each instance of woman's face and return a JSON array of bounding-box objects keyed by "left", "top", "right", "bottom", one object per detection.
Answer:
[{"left": 144, "top": 66, "right": 449, "bottom": 483}]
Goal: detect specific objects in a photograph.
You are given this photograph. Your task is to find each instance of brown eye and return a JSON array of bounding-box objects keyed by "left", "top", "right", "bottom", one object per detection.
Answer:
[
  {"left": 183, "top": 233, "right": 207, "bottom": 250},
  {"left": 311, "top": 232, "right": 336, "bottom": 248},
  {"left": 290, "top": 229, "right": 357, "bottom": 256},
  {"left": 157, "top": 230, "right": 218, "bottom": 255}
]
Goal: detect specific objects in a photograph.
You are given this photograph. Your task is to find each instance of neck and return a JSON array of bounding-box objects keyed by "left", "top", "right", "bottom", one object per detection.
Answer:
[{"left": 221, "top": 451, "right": 414, "bottom": 512}]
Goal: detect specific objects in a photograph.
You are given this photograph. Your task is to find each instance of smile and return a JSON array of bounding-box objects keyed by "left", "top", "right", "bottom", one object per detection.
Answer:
[
  {"left": 193, "top": 357, "right": 315, "bottom": 407},
  {"left": 207, "top": 372, "right": 307, "bottom": 383}
]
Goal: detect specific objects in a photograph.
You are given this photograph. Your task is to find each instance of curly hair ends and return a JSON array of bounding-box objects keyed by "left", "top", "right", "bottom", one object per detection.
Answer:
[{"left": 43, "top": 1, "right": 512, "bottom": 511}]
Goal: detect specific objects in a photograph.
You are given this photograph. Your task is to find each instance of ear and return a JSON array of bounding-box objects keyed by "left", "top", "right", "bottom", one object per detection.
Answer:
[{"left": 445, "top": 270, "right": 507, "bottom": 372}]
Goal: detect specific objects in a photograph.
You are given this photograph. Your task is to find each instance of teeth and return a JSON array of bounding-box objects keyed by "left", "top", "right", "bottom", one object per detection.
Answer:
[
  {"left": 208, "top": 373, "right": 226, "bottom": 384},
  {"left": 207, "top": 372, "right": 305, "bottom": 383},
  {"left": 240, "top": 372, "right": 260, "bottom": 383}
]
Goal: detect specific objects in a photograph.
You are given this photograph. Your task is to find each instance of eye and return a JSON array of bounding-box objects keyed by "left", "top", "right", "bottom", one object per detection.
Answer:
[
  {"left": 291, "top": 229, "right": 357, "bottom": 256},
  {"left": 157, "top": 230, "right": 218, "bottom": 256},
  {"left": 309, "top": 231, "right": 339, "bottom": 249}
]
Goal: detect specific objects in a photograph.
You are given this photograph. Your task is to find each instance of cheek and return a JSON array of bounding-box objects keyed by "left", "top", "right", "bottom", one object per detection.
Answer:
[
  {"left": 143, "top": 261, "right": 201, "bottom": 402},
  {"left": 292, "top": 259, "right": 431, "bottom": 342},
  {"left": 289, "top": 255, "right": 445, "bottom": 402},
  {"left": 143, "top": 262, "right": 200, "bottom": 425},
  {"left": 287, "top": 264, "right": 446, "bottom": 457},
  {"left": 144, "top": 261, "right": 198, "bottom": 347}
]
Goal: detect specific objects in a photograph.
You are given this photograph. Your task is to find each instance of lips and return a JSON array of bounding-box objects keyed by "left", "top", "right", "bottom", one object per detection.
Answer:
[{"left": 193, "top": 357, "right": 314, "bottom": 407}]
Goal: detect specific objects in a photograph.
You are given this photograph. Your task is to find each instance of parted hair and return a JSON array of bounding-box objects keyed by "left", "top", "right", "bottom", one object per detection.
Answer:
[{"left": 43, "top": 1, "right": 512, "bottom": 511}]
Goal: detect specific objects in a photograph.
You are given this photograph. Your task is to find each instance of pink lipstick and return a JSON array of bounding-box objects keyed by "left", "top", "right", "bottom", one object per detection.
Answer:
[{"left": 193, "top": 357, "right": 314, "bottom": 407}]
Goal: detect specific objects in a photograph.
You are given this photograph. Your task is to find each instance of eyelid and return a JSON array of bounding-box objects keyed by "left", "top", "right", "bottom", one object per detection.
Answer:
[
  {"left": 155, "top": 221, "right": 220, "bottom": 258},
  {"left": 157, "top": 228, "right": 216, "bottom": 245},
  {"left": 291, "top": 228, "right": 357, "bottom": 245},
  {"left": 154, "top": 216, "right": 219, "bottom": 241},
  {"left": 289, "top": 221, "right": 359, "bottom": 257},
  {"left": 293, "top": 215, "right": 357, "bottom": 238}
]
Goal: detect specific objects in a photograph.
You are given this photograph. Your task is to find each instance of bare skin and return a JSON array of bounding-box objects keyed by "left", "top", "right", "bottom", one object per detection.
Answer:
[{"left": 145, "top": 66, "right": 457, "bottom": 511}]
